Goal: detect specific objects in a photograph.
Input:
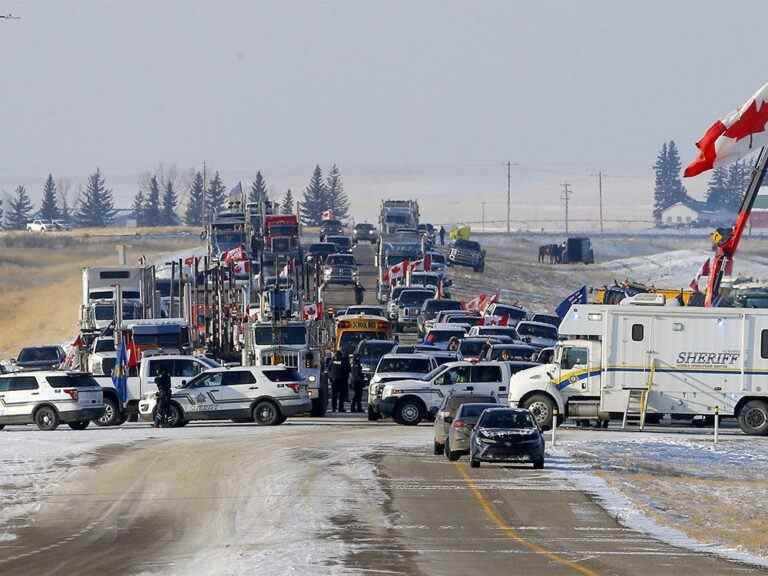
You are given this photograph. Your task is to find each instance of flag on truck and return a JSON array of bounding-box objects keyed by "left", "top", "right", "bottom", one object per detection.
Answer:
[
  {"left": 387, "top": 259, "right": 409, "bottom": 283},
  {"left": 464, "top": 293, "right": 488, "bottom": 312},
  {"left": 303, "top": 302, "right": 324, "bottom": 320},
  {"left": 112, "top": 338, "right": 128, "bottom": 404},
  {"left": 222, "top": 245, "right": 247, "bottom": 264},
  {"left": 685, "top": 80, "right": 768, "bottom": 177},
  {"left": 555, "top": 286, "right": 587, "bottom": 319},
  {"left": 321, "top": 209, "right": 335, "bottom": 221}
]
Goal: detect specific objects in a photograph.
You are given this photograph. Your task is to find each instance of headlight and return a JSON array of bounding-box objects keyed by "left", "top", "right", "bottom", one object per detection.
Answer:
[
  {"left": 478, "top": 434, "right": 498, "bottom": 444},
  {"left": 308, "top": 375, "right": 317, "bottom": 382}
]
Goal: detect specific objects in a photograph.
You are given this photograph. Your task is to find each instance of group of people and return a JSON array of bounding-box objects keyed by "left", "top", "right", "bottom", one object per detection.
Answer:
[{"left": 328, "top": 350, "right": 365, "bottom": 413}]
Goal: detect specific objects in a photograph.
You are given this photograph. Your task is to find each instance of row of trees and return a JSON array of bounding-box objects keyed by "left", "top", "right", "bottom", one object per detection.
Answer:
[
  {"left": 1, "top": 170, "right": 115, "bottom": 229},
  {"left": 1, "top": 164, "right": 351, "bottom": 230},
  {"left": 652, "top": 140, "right": 750, "bottom": 224}
]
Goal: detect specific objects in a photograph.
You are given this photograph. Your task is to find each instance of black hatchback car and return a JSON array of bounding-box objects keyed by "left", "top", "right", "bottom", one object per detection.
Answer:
[{"left": 469, "top": 408, "right": 545, "bottom": 469}]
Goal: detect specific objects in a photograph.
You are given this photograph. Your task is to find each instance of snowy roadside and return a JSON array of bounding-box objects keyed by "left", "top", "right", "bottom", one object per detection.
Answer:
[{"left": 550, "top": 428, "right": 768, "bottom": 567}]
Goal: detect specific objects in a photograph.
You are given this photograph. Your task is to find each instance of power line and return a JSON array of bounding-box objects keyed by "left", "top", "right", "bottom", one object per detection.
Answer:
[
  {"left": 561, "top": 182, "right": 573, "bottom": 234},
  {"left": 506, "top": 161, "right": 511, "bottom": 234}
]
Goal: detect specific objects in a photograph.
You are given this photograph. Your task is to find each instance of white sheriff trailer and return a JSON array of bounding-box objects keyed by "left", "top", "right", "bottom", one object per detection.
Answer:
[{"left": 508, "top": 295, "right": 768, "bottom": 435}]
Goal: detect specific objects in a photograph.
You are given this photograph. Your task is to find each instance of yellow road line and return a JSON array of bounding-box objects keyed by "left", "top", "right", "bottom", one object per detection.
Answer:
[{"left": 455, "top": 462, "right": 599, "bottom": 576}]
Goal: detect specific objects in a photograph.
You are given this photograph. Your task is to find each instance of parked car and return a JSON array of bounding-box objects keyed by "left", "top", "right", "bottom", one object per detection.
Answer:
[
  {"left": 10, "top": 346, "right": 66, "bottom": 372},
  {"left": 435, "top": 394, "right": 499, "bottom": 462},
  {"left": 515, "top": 321, "right": 558, "bottom": 349},
  {"left": 353, "top": 222, "right": 377, "bottom": 243},
  {"left": 469, "top": 408, "right": 545, "bottom": 469},
  {"left": 0, "top": 372, "right": 105, "bottom": 431},
  {"left": 448, "top": 239, "right": 485, "bottom": 272},
  {"left": 52, "top": 219, "right": 72, "bottom": 231},
  {"left": 418, "top": 298, "right": 463, "bottom": 336},
  {"left": 325, "top": 235, "right": 353, "bottom": 254},
  {"left": 26, "top": 219, "right": 54, "bottom": 232},
  {"left": 482, "top": 343, "right": 539, "bottom": 362},
  {"left": 393, "top": 288, "right": 436, "bottom": 332},
  {"left": 323, "top": 253, "right": 358, "bottom": 285},
  {"left": 138, "top": 366, "right": 310, "bottom": 426},
  {"left": 423, "top": 324, "right": 470, "bottom": 350}
]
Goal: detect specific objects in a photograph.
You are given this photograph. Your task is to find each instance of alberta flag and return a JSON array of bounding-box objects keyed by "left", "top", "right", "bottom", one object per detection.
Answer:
[
  {"left": 112, "top": 338, "right": 128, "bottom": 404},
  {"left": 556, "top": 286, "right": 587, "bottom": 319}
]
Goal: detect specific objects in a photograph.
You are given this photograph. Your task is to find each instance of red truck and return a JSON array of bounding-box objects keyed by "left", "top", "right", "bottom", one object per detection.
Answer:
[{"left": 263, "top": 214, "right": 300, "bottom": 264}]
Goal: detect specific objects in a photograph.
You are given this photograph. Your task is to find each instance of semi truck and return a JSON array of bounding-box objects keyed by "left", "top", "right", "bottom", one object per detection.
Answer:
[
  {"left": 508, "top": 294, "right": 768, "bottom": 435},
  {"left": 263, "top": 214, "right": 300, "bottom": 264},
  {"left": 379, "top": 200, "right": 420, "bottom": 236}
]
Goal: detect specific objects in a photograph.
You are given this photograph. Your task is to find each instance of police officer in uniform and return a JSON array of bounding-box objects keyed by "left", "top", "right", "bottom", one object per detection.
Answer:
[
  {"left": 330, "top": 351, "right": 350, "bottom": 412},
  {"left": 154, "top": 366, "right": 172, "bottom": 427},
  {"left": 349, "top": 354, "right": 365, "bottom": 413},
  {"left": 354, "top": 281, "right": 366, "bottom": 305}
]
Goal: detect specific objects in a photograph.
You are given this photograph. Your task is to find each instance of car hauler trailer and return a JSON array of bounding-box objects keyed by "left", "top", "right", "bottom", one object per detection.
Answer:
[{"left": 509, "top": 294, "right": 768, "bottom": 435}]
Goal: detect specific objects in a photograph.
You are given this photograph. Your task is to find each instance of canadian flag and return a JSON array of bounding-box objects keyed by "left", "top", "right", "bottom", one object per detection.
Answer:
[
  {"left": 388, "top": 259, "right": 409, "bottom": 282},
  {"left": 423, "top": 252, "right": 432, "bottom": 272},
  {"left": 464, "top": 293, "right": 488, "bottom": 312},
  {"left": 321, "top": 210, "right": 335, "bottom": 221},
  {"left": 685, "top": 81, "right": 768, "bottom": 177},
  {"left": 303, "top": 302, "right": 324, "bottom": 320},
  {"left": 184, "top": 255, "right": 197, "bottom": 268},
  {"left": 222, "top": 245, "right": 248, "bottom": 264},
  {"left": 484, "top": 314, "right": 509, "bottom": 326},
  {"left": 233, "top": 260, "right": 250, "bottom": 275},
  {"left": 688, "top": 257, "right": 734, "bottom": 291}
]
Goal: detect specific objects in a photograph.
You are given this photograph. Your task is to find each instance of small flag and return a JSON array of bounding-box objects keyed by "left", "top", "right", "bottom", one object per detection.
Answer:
[
  {"left": 112, "top": 338, "right": 129, "bottom": 404},
  {"left": 556, "top": 286, "right": 587, "bottom": 319}
]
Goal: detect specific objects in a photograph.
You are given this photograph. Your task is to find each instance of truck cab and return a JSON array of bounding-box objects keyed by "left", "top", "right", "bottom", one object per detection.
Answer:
[
  {"left": 508, "top": 338, "right": 604, "bottom": 429},
  {"left": 263, "top": 214, "right": 300, "bottom": 264}
]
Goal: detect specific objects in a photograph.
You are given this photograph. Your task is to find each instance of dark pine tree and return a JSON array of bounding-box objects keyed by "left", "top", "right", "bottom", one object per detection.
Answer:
[
  {"left": 131, "top": 189, "right": 146, "bottom": 227},
  {"left": 325, "top": 164, "right": 349, "bottom": 221},
  {"left": 186, "top": 171, "right": 205, "bottom": 226},
  {"left": 724, "top": 161, "right": 748, "bottom": 212},
  {"left": 300, "top": 165, "right": 326, "bottom": 225},
  {"left": 0, "top": 197, "right": 4, "bottom": 230},
  {"left": 665, "top": 140, "right": 687, "bottom": 205},
  {"left": 143, "top": 176, "right": 162, "bottom": 227},
  {"left": 6, "top": 185, "right": 34, "bottom": 230},
  {"left": 705, "top": 166, "right": 729, "bottom": 210},
  {"left": 161, "top": 179, "right": 178, "bottom": 225},
  {"left": 39, "top": 174, "right": 60, "bottom": 222},
  {"left": 281, "top": 189, "right": 295, "bottom": 214},
  {"left": 249, "top": 171, "right": 268, "bottom": 205},
  {"left": 206, "top": 172, "right": 226, "bottom": 216},
  {"left": 652, "top": 142, "right": 669, "bottom": 224},
  {"left": 76, "top": 168, "right": 115, "bottom": 227}
]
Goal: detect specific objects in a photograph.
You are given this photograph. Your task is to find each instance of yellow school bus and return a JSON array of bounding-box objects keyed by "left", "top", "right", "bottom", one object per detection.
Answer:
[{"left": 335, "top": 314, "right": 392, "bottom": 354}]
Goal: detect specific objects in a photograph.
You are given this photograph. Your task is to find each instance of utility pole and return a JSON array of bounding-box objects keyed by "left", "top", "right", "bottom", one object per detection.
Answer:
[
  {"left": 506, "top": 161, "right": 511, "bottom": 234},
  {"left": 598, "top": 171, "right": 604, "bottom": 233},
  {"left": 481, "top": 202, "right": 486, "bottom": 232},
  {"left": 561, "top": 182, "right": 573, "bottom": 234}
]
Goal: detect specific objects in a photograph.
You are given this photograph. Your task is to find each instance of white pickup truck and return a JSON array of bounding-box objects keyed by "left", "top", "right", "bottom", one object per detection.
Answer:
[
  {"left": 376, "top": 361, "right": 512, "bottom": 425},
  {"left": 94, "top": 354, "right": 220, "bottom": 425},
  {"left": 26, "top": 219, "right": 53, "bottom": 232}
]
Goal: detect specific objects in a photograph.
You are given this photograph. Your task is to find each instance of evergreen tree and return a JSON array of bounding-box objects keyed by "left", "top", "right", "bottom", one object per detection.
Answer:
[
  {"left": 281, "top": 189, "right": 295, "bottom": 214},
  {"left": 143, "top": 176, "right": 162, "bottom": 227},
  {"left": 705, "top": 166, "right": 730, "bottom": 210},
  {"left": 249, "top": 171, "right": 268, "bottom": 205},
  {"left": 724, "top": 161, "right": 747, "bottom": 212},
  {"left": 652, "top": 142, "right": 669, "bottom": 224},
  {"left": 325, "top": 163, "right": 349, "bottom": 221},
  {"left": 6, "top": 185, "right": 34, "bottom": 230},
  {"left": 652, "top": 140, "right": 688, "bottom": 224},
  {"left": 186, "top": 171, "right": 205, "bottom": 226},
  {"left": 76, "top": 168, "right": 115, "bottom": 227},
  {"left": 161, "top": 179, "right": 178, "bottom": 225},
  {"left": 0, "top": 197, "right": 4, "bottom": 230},
  {"left": 131, "top": 189, "right": 146, "bottom": 227},
  {"left": 39, "top": 174, "right": 60, "bottom": 221},
  {"left": 206, "top": 172, "right": 226, "bottom": 216},
  {"left": 665, "top": 140, "right": 687, "bottom": 205},
  {"left": 300, "top": 165, "right": 326, "bottom": 225}
]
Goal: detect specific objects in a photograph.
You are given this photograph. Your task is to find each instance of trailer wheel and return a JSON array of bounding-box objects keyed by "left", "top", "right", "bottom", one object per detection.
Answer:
[
  {"left": 738, "top": 400, "right": 768, "bottom": 435},
  {"left": 522, "top": 394, "right": 556, "bottom": 430}
]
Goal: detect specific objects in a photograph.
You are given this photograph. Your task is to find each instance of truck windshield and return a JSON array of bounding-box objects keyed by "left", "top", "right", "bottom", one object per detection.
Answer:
[
  {"left": 339, "top": 331, "right": 388, "bottom": 354},
  {"left": 398, "top": 291, "right": 433, "bottom": 306},
  {"left": 133, "top": 333, "right": 182, "bottom": 347},
  {"left": 18, "top": 347, "right": 61, "bottom": 362},
  {"left": 253, "top": 325, "right": 307, "bottom": 346},
  {"left": 376, "top": 357, "right": 432, "bottom": 373},
  {"left": 94, "top": 304, "right": 142, "bottom": 321},
  {"left": 269, "top": 225, "right": 298, "bottom": 236},
  {"left": 93, "top": 339, "right": 115, "bottom": 352},
  {"left": 327, "top": 255, "right": 355, "bottom": 266},
  {"left": 479, "top": 410, "right": 536, "bottom": 429},
  {"left": 215, "top": 232, "right": 244, "bottom": 251},
  {"left": 518, "top": 324, "right": 557, "bottom": 339}
]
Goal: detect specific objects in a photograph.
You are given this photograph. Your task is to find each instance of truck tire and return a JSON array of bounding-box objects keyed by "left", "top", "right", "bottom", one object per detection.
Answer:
[
  {"left": 522, "top": 394, "right": 556, "bottom": 430},
  {"left": 394, "top": 399, "right": 423, "bottom": 426},
  {"left": 68, "top": 420, "right": 90, "bottom": 430},
  {"left": 34, "top": 406, "right": 60, "bottom": 431},
  {"left": 253, "top": 400, "right": 281, "bottom": 426},
  {"left": 167, "top": 404, "right": 183, "bottom": 427},
  {"left": 95, "top": 396, "right": 121, "bottom": 427},
  {"left": 738, "top": 400, "right": 768, "bottom": 435},
  {"left": 533, "top": 457, "right": 545, "bottom": 469},
  {"left": 470, "top": 458, "right": 480, "bottom": 468}
]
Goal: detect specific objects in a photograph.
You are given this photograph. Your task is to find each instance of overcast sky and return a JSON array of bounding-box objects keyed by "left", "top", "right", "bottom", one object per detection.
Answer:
[{"left": 1, "top": 1, "right": 767, "bottom": 217}]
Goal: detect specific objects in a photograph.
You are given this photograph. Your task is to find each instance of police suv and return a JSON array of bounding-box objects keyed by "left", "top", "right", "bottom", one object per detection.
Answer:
[
  {"left": 138, "top": 365, "right": 311, "bottom": 426},
  {"left": 377, "top": 361, "right": 511, "bottom": 425},
  {"left": 0, "top": 372, "right": 105, "bottom": 431}
]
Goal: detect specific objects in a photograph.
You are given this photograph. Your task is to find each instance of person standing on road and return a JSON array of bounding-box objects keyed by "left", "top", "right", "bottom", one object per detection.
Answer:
[
  {"left": 349, "top": 354, "right": 365, "bottom": 413},
  {"left": 439, "top": 225, "right": 446, "bottom": 246},
  {"left": 354, "top": 281, "right": 366, "bottom": 305},
  {"left": 154, "top": 366, "right": 172, "bottom": 427},
  {"left": 330, "top": 351, "right": 350, "bottom": 413}
]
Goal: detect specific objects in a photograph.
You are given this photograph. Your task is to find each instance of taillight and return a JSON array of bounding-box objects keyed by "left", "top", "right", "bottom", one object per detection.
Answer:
[
  {"left": 285, "top": 383, "right": 301, "bottom": 394},
  {"left": 63, "top": 388, "right": 79, "bottom": 401},
  {"left": 452, "top": 419, "right": 466, "bottom": 429}
]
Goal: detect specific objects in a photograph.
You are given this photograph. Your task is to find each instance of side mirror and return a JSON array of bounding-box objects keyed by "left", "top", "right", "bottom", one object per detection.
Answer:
[
  {"left": 444, "top": 416, "right": 453, "bottom": 424},
  {"left": 180, "top": 380, "right": 187, "bottom": 387}
]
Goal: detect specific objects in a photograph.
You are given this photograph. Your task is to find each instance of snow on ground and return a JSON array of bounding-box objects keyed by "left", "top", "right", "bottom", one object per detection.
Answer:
[
  {"left": 599, "top": 249, "right": 768, "bottom": 288},
  {"left": 551, "top": 427, "right": 768, "bottom": 566}
]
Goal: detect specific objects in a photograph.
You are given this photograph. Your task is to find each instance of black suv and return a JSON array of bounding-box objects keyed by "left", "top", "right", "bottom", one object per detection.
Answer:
[
  {"left": 448, "top": 239, "right": 486, "bottom": 272},
  {"left": 354, "top": 223, "right": 377, "bottom": 244}
]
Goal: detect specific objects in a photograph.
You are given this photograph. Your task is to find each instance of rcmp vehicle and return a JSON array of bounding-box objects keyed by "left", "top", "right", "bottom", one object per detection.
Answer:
[
  {"left": 376, "top": 361, "right": 513, "bottom": 425},
  {"left": 139, "top": 366, "right": 310, "bottom": 426},
  {"left": 367, "top": 353, "right": 437, "bottom": 420},
  {"left": 335, "top": 314, "right": 392, "bottom": 355},
  {"left": 508, "top": 296, "right": 768, "bottom": 434},
  {"left": 433, "top": 393, "right": 497, "bottom": 457},
  {"left": 0, "top": 372, "right": 104, "bottom": 431}
]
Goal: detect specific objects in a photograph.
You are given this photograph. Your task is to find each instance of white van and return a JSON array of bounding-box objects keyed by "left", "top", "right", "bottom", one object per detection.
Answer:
[{"left": 0, "top": 372, "right": 105, "bottom": 431}]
